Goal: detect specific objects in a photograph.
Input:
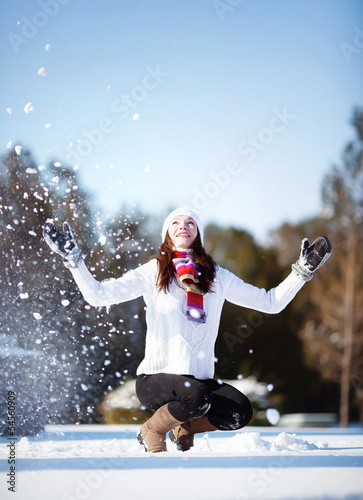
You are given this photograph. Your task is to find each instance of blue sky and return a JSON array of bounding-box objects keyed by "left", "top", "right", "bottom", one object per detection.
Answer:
[{"left": 1, "top": 0, "right": 362, "bottom": 242}]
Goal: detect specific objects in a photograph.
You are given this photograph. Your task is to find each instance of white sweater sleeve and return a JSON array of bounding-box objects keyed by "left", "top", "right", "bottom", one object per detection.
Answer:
[
  {"left": 223, "top": 269, "right": 305, "bottom": 314},
  {"left": 68, "top": 260, "right": 155, "bottom": 307}
]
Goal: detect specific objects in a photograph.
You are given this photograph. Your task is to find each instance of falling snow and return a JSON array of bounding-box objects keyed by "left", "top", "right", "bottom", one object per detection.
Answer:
[
  {"left": 266, "top": 408, "right": 281, "bottom": 425},
  {"left": 24, "top": 102, "right": 34, "bottom": 113},
  {"left": 37, "top": 67, "right": 47, "bottom": 77}
]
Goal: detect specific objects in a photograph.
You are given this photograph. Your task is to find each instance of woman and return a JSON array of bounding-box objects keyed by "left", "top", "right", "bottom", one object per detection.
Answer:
[{"left": 43, "top": 208, "right": 331, "bottom": 453}]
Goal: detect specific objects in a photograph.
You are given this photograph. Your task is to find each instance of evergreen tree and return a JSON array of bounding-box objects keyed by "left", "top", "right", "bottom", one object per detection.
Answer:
[{"left": 0, "top": 147, "right": 155, "bottom": 425}]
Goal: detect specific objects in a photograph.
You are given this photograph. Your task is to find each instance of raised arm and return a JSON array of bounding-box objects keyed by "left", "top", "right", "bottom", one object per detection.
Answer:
[
  {"left": 224, "top": 269, "right": 304, "bottom": 313},
  {"left": 43, "top": 221, "right": 153, "bottom": 307},
  {"left": 68, "top": 260, "right": 152, "bottom": 307},
  {"left": 224, "top": 236, "right": 331, "bottom": 314}
]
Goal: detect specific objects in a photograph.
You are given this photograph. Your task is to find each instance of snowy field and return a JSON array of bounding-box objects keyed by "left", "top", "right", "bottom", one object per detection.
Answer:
[{"left": 1, "top": 424, "right": 363, "bottom": 500}]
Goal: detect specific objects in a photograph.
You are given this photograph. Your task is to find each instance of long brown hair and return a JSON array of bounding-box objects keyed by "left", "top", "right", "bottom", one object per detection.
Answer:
[{"left": 153, "top": 232, "right": 217, "bottom": 294}]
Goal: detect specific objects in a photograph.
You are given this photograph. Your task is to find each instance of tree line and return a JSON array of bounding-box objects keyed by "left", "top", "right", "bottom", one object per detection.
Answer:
[{"left": 0, "top": 108, "right": 362, "bottom": 426}]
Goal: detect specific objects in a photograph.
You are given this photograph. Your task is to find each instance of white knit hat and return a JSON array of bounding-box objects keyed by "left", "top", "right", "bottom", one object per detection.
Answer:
[{"left": 161, "top": 208, "right": 203, "bottom": 244}]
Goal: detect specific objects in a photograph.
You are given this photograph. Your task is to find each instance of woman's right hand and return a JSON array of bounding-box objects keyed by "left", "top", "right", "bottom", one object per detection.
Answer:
[{"left": 43, "top": 221, "right": 84, "bottom": 268}]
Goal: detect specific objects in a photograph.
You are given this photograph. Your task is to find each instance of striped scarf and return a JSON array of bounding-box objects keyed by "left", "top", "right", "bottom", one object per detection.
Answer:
[{"left": 172, "top": 249, "right": 206, "bottom": 324}]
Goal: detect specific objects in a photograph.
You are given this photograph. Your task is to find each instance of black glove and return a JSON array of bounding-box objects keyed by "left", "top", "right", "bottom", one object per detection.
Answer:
[
  {"left": 292, "top": 236, "right": 331, "bottom": 281},
  {"left": 43, "top": 221, "right": 84, "bottom": 269}
]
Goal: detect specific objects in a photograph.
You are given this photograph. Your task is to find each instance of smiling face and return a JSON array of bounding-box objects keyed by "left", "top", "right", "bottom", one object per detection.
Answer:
[{"left": 168, "top": 215, "right": 199, "bottom": 249}]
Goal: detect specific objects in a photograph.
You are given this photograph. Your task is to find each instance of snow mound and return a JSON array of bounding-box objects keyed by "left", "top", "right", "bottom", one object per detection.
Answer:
[
  {"left": 216, "top": 432, "right": 328, "bottom": 453},
  {"left": 271, "top": 432, "right": 328, "bottom": 451}
]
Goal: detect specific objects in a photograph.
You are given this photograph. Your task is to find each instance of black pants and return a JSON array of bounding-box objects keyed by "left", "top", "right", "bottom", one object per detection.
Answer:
[{"left": 136, "top": 373, "right": 253, "bottom": 431}]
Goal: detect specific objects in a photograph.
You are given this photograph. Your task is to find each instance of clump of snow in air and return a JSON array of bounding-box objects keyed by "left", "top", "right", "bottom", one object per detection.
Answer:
[
  {"left": 61, "top": 299, "right": 70, "bottom": 307},
  {"left": 19, "top": 292, "right": 29, "bottom": 299},
  {"left": 132, "top": 113, "right": 139, "bottom": 120},
  {"left": 266, "top": 408, "right": 280, "bottom": 425},
  {"left": 24, "top": 102, "right": 34, "bottom": 113},
  {"left": 37, "top": 67, "right": 47, "bottom": 77},
  {"left": 98, "top": 235, "right": 107, "bottom": 245},
  {"left": 45, "top": 123, "right": 51, "bottom": 128},
  {"left": 33, "top": 312, "right": 42, "bottom": 320},
  {"left": 15, "top": 145, "right": 22, "bottom": 155},
  {"left": 7, "top": 141, "right": 13, "bottom": 149},
  {"left": 144, "top": 166, "right": 150, "bottom": 173},
  {"left": 45, "top": 43, "right": 51, "bottom": 51},
  {"left": 6, "top": 107, "right": 12, "bottom": 115},
  {"left": 26, "top": 168, "right": 38, "bottom": 174}
]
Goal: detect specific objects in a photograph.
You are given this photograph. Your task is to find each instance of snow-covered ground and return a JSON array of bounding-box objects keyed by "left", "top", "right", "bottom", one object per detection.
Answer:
[{"left": 1, "top": 424, "right": 362, "bottom": 500}]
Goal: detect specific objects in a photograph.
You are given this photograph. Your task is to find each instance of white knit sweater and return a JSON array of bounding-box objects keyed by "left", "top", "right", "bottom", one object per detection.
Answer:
[{"left": 70, "top": 260, "right": 305, "bottom": 379}]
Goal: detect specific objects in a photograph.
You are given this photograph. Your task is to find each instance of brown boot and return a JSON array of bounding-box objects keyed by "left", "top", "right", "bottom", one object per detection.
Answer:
[
  {"left": 137, "top": 404, "right": 183, "bottom": 453},
  {"left": 169, "top": 415, "right": 218, "bottom": 452}
]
